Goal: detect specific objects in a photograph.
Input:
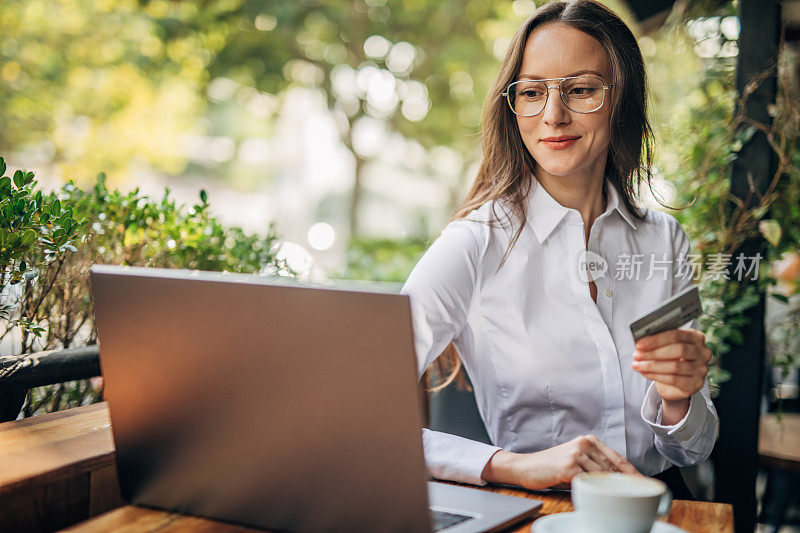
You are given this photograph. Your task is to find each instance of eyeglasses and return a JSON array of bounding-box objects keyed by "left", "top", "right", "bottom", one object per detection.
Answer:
[{"left": 501, "top": 76, "right": 613, "bottom": 116}]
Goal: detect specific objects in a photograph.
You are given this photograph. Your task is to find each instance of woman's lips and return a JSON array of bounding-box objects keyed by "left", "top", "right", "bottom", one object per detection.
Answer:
[{"left": 541, "top": 136, "right": 581, "bottom": 150}]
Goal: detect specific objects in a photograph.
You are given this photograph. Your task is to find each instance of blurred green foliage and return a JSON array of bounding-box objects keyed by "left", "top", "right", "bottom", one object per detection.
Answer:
[
  {"left": 142, "top": 0, "right": 525, "bottom": 239},
  {"left": 346, "top": 235, "right": 428, "bottom": 283},
  {"left": 0, "top": 0, "right": 208, "bottom": 179},
  {"left": 0, "top": 0, "right": 525, "bottom": 238}
]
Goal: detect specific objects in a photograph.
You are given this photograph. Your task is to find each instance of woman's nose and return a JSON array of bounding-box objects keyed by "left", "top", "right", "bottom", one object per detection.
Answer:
[{"left": 541, "top": 86, "right": 571, "bottom": 126}]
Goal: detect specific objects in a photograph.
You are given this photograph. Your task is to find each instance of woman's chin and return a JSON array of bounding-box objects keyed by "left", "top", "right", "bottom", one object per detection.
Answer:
[{"left": 533, "top": 163, "right": 582, "bottom": 178}]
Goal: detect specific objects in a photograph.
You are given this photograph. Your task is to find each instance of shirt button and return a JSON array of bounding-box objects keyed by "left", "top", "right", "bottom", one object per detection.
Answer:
[{"left": 605, "top": 289, "right": 613, "bottom": 298}]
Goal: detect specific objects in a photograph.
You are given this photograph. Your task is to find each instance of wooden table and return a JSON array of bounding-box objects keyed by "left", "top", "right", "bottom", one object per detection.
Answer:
[
  {"left": 65, "top": 487, "right": 733, "bottom": 533},
  {"left": 1, "top": 403, "right": 733, "bottom": 532},
  {"left": 759, "top": 412, "right": 800, "bottom": 472},
  {"left": 0, "top": 403, "right": 124, "bottom": 531},
  {"left": 758, "top": 412, "right": 800, "bottom": 530}
]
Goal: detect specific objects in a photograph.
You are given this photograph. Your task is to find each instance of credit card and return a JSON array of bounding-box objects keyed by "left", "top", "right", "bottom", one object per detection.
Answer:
[{"left": 629, "top": 285, "right": 703, "bottom": 342}]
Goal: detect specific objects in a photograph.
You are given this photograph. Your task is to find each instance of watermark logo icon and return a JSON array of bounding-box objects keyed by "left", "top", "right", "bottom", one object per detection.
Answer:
[{"left": 578, "top": 250, "right": 608, "bottom": 282}]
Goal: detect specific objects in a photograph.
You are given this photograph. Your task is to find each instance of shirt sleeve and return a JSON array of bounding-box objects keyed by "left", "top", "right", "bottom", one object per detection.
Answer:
[
  {"left": 639, "top": 218, "right": 719, "bottom": 466},
  {"left": 402, "top": 219, "right": 501, "bottom": 485}
]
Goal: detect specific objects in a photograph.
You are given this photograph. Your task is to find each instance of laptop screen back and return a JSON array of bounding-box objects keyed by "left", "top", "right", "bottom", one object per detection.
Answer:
[{"left": 90, "top": 265, "right": 431, "bottom": 532}]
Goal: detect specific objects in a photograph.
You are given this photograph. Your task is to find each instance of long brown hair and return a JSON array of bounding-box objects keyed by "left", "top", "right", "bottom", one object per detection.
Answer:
[{"left": 426, "top": 0, "right": 657, "bottom": 392}]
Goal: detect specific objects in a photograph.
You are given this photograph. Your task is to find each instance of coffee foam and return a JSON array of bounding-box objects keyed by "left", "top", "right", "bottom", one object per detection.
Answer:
[{"left": 576, "top": 473, "right": 664, "bottom": 497}]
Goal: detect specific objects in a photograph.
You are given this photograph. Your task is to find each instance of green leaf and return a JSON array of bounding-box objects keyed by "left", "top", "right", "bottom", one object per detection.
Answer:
[
  {"left": 13, "top": 170, "right": 23, "bottom": 188},
  {"left": 771, "top": 293, "right": 789, "bottom": 303},
  {"left": 52, "top": 199, "right": 61, "bottom": 215},
  {"left": 200, "top": 189, "right": 208, "bottom": 203},
  {"left": 759, "top": 219, "right": 782, "bottom": 247},
  {"left": 0, "top": 157, "right": 5, "bottom": 176},
  {"left": 21, "top": 229, "right": 35, "bottom": 245}
]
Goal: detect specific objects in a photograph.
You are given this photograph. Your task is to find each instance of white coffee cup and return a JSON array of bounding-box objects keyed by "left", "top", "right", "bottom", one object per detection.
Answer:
[{"left": 571, "top": 472, "right": 672, "bottom": 533}]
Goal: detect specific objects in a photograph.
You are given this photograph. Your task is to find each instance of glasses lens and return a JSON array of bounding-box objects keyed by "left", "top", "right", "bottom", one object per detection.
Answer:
[
  {"left": 510, "top": 81, "right": 548, "bottom": 116},
  {"left": 561, "top": 77, "right": 605, "bottom": 113}
]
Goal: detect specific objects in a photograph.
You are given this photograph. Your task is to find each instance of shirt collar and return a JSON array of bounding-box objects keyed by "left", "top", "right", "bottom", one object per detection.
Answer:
[{"left": 527, "top": 176, "right": 638, "bottom": 244}]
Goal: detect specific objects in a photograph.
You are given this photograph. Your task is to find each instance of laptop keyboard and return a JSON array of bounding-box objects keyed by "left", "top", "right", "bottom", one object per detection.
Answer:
[{"left": 430, "top": 509, "right": 474, "bottom": 531}]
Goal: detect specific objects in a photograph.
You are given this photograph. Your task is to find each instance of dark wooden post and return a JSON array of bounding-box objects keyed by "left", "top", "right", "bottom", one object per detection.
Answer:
[{"left": 713, "top": 0, "right": 780, "bottom": 531}]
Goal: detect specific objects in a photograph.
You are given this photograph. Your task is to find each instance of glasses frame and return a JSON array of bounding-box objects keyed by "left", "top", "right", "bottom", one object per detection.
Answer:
[{"left": 501, "top": 75, "right": 613, "bottom": 117}]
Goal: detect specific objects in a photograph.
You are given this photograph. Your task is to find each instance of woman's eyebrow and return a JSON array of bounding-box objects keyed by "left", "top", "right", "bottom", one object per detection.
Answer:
[{"left": 518, "top": 69, "right": 606, "bottom": 79}]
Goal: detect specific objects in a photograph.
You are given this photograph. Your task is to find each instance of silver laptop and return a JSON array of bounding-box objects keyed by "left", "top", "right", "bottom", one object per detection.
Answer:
[{"left": 90, "top": 265, "right": 541, "bottom": 532}]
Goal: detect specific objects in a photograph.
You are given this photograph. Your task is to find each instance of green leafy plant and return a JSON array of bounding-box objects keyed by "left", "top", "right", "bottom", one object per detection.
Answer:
[
  {"left": 0, "top": 157, "right": 81, "bottom": 340},
  {"left": 663, "top": 46, "right": 800, "bottom": 394},
  {"left": 0, "top": 159, "right": 293, "bottom": 417}
]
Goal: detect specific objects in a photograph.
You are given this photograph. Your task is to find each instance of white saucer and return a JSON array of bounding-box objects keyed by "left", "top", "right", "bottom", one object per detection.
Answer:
[{"left": 531, "top": 512, "right": 687, "bottom": 533}]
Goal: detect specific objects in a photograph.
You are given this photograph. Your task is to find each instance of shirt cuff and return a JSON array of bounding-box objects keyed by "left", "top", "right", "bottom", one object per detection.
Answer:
[
  {"left": 422, "top": 429, "right": 501, "bottom": 486},
  {"left": 640, "top": 382, "right": 708, "bottom": 448}
]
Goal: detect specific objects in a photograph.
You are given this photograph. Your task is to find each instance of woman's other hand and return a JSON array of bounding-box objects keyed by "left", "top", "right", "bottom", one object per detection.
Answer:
[
  {"left": 480, "top": 435, "right": 640, "bottom": 490},
  {"left": 631, "top": 328, "right": 712, "bottom": 424}
]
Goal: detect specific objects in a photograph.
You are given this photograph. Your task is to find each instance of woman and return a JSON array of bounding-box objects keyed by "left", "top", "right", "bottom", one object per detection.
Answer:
[{"left": 401, "top": 0, "right": 718, "bottom": 498}]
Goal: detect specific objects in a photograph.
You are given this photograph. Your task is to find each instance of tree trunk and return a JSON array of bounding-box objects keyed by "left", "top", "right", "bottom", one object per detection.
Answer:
[{"left": 348, "top": 154, "right": 366, "bottom": 247}]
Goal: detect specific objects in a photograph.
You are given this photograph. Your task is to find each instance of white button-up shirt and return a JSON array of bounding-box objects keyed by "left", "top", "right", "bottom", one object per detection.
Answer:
[{"left": 401, "top": 176, "right": 719, "bottom": 486}]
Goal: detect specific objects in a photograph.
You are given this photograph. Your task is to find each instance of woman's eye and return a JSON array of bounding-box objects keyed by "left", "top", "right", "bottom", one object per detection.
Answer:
[
  {"left": 521, "top": 89, "right": 544, "bottom": 98},
  {"left": 567, "top": 86, "right": 596, "bottom": 97}
]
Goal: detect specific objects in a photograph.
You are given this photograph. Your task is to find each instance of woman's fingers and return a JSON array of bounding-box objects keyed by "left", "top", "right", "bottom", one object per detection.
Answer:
[
  {"left": 638, "top": 372, "right": 705, "bottom": 392},
  {"left": 636, "top": 328, "right": 704, "bottom": 351},
  {"left": 581, "top": 446, "right": 616, "bottom": 471},
  {"left": 632, "top": 358, "right": 700, "bottom": 376},
  {"left": 634, "top": 342, "right": 699, "bottom": 362},
  {"left": 575, "top": 450, "right": 606, "bottom": 472},
  {"left": 573, "top": 435, "right": 640, "bottom": 474},
  {"left": 579, "top": 436, "right": 616, "bottom": 471},
  {"left": 632, "top": 332, "right": 711, "bottom": 394},
  {"left": 586, "top": 435, "right": 640, "bottom": 475}
]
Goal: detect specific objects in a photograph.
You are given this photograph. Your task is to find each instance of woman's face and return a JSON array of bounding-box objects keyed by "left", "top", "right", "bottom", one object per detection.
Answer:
[{"left": 515, "top": 23, "right": 613, "bottom": 183}]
